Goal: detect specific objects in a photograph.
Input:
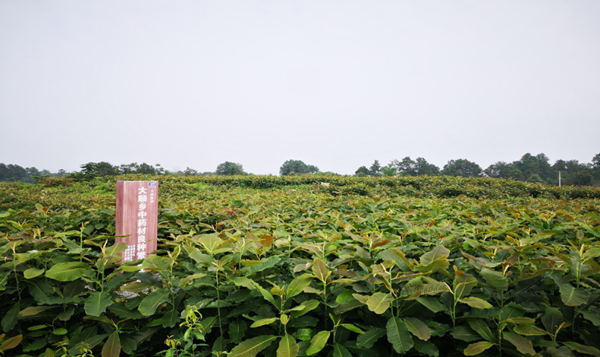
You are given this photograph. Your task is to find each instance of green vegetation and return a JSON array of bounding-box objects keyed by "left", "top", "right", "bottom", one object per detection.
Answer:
[{"left": 1, "top": 175, "right": 599, "bottom": 357}]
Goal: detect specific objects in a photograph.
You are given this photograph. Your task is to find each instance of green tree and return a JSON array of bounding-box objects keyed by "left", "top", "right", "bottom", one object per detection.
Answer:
[
  {"left": 442, "top": 159, "right": 482, "bottom": 177},
  {"left": 368, "top": 160, "right": 382, "bottom": 177},
  {"left": 381, "top": 164, "right": 397, "bottom": 177},
  {"left": 355, "top": 166, "right": 369, "bottom": 177},
  {"left": 216, "top": 162, "right": 246, "bottom": 175},
  {"left": 279, "top": 160, "right": 319, "bottom": 176},
  {"left": 485, "top": 161, "right": 524, "bottom": 180},
  {"left": 392, "top": 157, "right": 439, "bottom": 176},
  {"left": 79, "top": 162, "right": 120, "bottom": 178}
]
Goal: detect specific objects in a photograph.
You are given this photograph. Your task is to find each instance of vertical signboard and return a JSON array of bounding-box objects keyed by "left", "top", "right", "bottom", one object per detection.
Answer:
[{"left": 116, "top": 181, "right": 158, "bottom": 262}]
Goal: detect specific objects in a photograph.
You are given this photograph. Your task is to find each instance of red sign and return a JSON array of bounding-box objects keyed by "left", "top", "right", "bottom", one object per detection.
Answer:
[{"left": 116, "top": 181, "right": 158, "bottom": 262}]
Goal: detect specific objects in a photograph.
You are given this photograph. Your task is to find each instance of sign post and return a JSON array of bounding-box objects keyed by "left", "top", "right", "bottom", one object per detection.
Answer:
[{"left": 116, "top": 181, "right": 159, "bottom": 262}]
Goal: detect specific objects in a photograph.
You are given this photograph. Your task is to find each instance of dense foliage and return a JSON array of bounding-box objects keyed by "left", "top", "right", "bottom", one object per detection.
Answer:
[{"left": 1, "top": 175, "right": 599, "bottom": 357}]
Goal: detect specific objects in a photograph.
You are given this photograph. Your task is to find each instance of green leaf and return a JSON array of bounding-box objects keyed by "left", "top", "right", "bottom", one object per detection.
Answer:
[
  {"left": 1, "top": 303, "right": 19, "bottom": 333},
  {"left": 468, "top": 319, "right": 495, "bottom": 343},
  {"left": 453, "top": 274, "right": 477, "bottom": 299},
  {"left": 253, "top": 282, "right": 277, "bottom": 307},
  {"left": 292, "top": 300, "right": 320, "bottom": 318},
  {"left": 542, "top": 307, "right": 564, "bottom": 335},
  {"left": 101, "top": 331, "right": 121, "bottom": 357},
  {"left": 229, "top": 335, "right": 277, "bottom": 357},
  {"left": 306, "top": 331, "right": 330, "bottom": 356},
  {"left": 404, "top": 317, "right": 431, "bottom": 341},
  {"left": 27, "top": 280, "right": 54, "bottom": 304},
  {"left": 229, "top": 320, "right": 248, "bottom": 344},
  {"left": 45, "top": 262, "right": 89, "bottom": 281},
  {"left": 250, "top": 318, "right": 278, "bottom": 328},
  {"left": 387, "top": 317, "right": 414, "bottom": 354},
  {"left": 458, "top": 297, "right": 493, "bottom": 309},
  {"left": 141, "top": 255, "right": 170, "bottom": 271},
  {"left": 245, "top": 257, "right": 281, "bottom": 276},
  {"left": 0, "top": 334, "right": 22, "bottom": 352},
  {"left": 450, "top": 326, "right": 480, "bottom": 342},
  {"left": 105, "top": 242, "right": 127, "bottom": 257},
  {"left": 503, "top": 332, "right": 535, "bottom": 355},
  {"left": 85, "top": 291, "right": 113, "bottom": 317},
  {"left": 356, "top": 328, "right": 385, "bottom": 349},
  {"left": 287, "top": 275, "right": 312, "bottom": 299},
  {"left": 413, "top": 339, "right": 439, "bottom": 357},
  {"left": 58, "top": 308, "right": 75, "bottom": 321},
  {"left": 277, "top": 334, "right": 299, "bottom": 357},
  {"left": 19, "top": 306, "right": 54, "bottom": 317},
  {"left": 464, "top": 341, "right": 494, "bottom": 356},
  {"left": 563, "top": 341, "right": 600, "bottom": 356},
  {"left": 513, "top": 325, "right": 548, "bottom": 336},
  {"left": 581, "top": 310, "right": 600, "bottom": 327},
  {"left": 138, "top": 289, "right": 169, "bottom": 316},
  {"left": 340, "top": 323, "right": 364, "bottom": 334},
  {"left": 417, "top": 297, "right": 447, "bottom": 313},
  {"left": 63, "top": 281, "right": 86, "bottom": 297},
  {"left": 480, "top": 268, "right": 507, "bottom": 291},
  {"left": 420, "top": 245, "right": 450, "bottom": 266},
  {"left": 559, "top": 284, "right": 589, "bottom": 306},
  {"left": 312, "top": 258, "right": 330, "bottom": 283},
  {"left": 333, "top": 343, "right": 352, "bottom": 357},
  {"left": 366, "top": 292, "right": 392, "bottom": 314},
  {"left": 24, "top": 267, "right": 45, "bottom": 279}
]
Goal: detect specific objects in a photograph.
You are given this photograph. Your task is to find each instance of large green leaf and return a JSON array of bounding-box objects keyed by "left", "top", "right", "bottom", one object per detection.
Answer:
[
  {"left": 138, "top": 289, "right": 170, "bottom": 316},
  {"left": 420, "top": 245, "right": 450, "bottom": 266},
  {"left": 366, "top": 292, "right": 392, "bottom": 314},
  {"left": 312, "top": 258, "right": 330, "bottom": 283},
  {"left": 356, "top": 328, "right": 385, "bottom": 348},
  {"left": 413, "top": 339, "right": 439, "bottom": 357},
  {"left": 453, "top": 274, "right": 477, "bottom": 299},
  {"left": 333, "top": 343, "right": 352, "bottom": 357},
  {"left": 250, "top": 318, "right": 278, "bottom": 328},
  {"left": 404, "top": 317, "right": 431, "bottom": 341},
  {"left": 464, "top": 341, "right": 494, "bottom": 356},
  {"left": 541, "top": 307, "right": 564, "bottom": 335},
  {"left": 286, "top": 275, "right": 312, "bottom": 299},
  {"left": 101, "top": 331, "right": 121, "bottom": 357},
  {"left": 480, "top": 268, "right": 507, "bottom": 291},
  {"left": 0, "top": 334, "right": 22, "bottom": 353},
  {"left": 24, "top": 267, "right": 45, "bottom": 279},
  {"left": 559, "top": 284, "right": 589, "bottom": 306},
  {"left": 451, "top": 326, "right": 480, "bottom": 342},
  {"left": 229, "top": 335, "right": 277, "bottom": 357},
  {"left": 45, "top": 262, "right": 89, "bottom": 281},
  {"left": 277, "top": 334, "right": 299, "bottom": 357},
  {"left": 468, "top": 319, "right": 495, "bottom": 343},
  {"left": 387, "top": 317, "right": 414, "bottom": 354},
  {"left": 503, "top": 332, "right": 535, "bottom": 355},
  {"left": 1, "top": 303, "right": 19, "bottom": 333},
  {"left": 513, "top": 325, "right": 548, "bottom": 336},
  {"left": 141, "top": 255, "right": 170, "bottom": 271},
  {"left": 458, "top": 297, "right": 493, "bottom": 309},
  {"left": 245, "top": 257, "right": 281, "bottom": 276},
  {"left": 563, "top": 341, "right": 600, "bottom": 356},
  {"left": 306, "top": 331, "right": 330, "bottom": 356},
  {"left": 229, "top": 320, "right": 248, "bottom": 344},
  {"left": 85, "top": 291, "right": 113, "bottom": 317}
]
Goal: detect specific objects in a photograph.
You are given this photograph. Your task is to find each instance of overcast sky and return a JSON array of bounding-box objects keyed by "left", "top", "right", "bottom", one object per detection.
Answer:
[{"left": 1, "top": 1, "right": 599, "bottom": 175}]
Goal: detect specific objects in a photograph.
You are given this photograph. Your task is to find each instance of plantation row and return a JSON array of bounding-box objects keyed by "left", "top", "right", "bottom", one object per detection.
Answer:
[{"left": 0, "top": 176, "right": 599, "bottom": 356}]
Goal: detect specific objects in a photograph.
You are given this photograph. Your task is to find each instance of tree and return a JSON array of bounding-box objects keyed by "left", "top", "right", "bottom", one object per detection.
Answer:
[
  {"left": 442, "top": 159, "right": 483, "bottom": 177},
  {"left": 279, "top": 160, "right": 319, "bottom": 176},
  {"left": 369, "top": 160, "right": 382, "bottom": 177},
  {"left": 381, "top": 164, "right": 397, "bottom": 177},
  {"left": 514, "top": 153, "right": 552, "bottom": 182},
  {"left": 216, "top": 162, "right": 246, "bottom": 175},
  {"left": 485, "top": 161, "right": 524, "bottom": 181},
  {"left": 355, "top": 166, "right": 369, "bottom": 177},
  {"left": 392, "top": 157, "right": 439, "bottom": 176},
  {"left": 80, "top": 162, "right": 120, "bottom": 178}
]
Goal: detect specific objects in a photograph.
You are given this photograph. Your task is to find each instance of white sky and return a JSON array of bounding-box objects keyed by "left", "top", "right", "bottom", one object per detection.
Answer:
[{"left": 1, "top": 1, "right": 599, "bottom": 175}]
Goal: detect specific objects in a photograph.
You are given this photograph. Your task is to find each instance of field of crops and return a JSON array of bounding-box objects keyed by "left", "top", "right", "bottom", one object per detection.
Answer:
[{"left": 1, "top": 175, "right": 600, "bottom": 357}]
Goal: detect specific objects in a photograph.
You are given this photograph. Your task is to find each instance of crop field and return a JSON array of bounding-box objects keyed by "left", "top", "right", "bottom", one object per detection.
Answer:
[{"left": 1, "top": 175, "right": 600, "bottom": 357}]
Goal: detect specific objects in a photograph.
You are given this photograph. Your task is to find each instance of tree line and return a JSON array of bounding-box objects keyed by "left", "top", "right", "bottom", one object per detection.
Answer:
[
  {"left": 1, "top": 153, "right": 599, "bottom": 186},
  {"left": 355, "top": 153, "right": 600, "bottom": 186}
]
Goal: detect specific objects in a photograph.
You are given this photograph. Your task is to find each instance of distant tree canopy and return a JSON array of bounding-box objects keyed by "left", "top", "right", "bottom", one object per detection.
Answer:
[
  {"left": 2, "top": 152, "right": 600, "bottom": 186},
  {"left": 215, "top": 162, "right": 246, "bottom": 176},
  {"left": 279, "top": 160, "right": 319, "bottom": 176},
  {"left": 442, "top": 159, "right": 483, "bottom": 178}
]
